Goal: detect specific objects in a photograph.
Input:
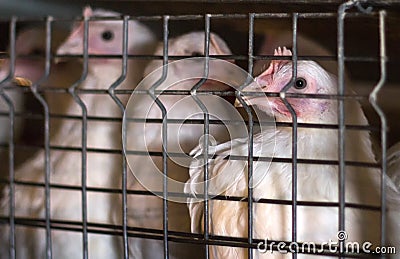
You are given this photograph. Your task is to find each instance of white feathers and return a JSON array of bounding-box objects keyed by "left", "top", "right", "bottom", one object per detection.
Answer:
[
  {"left": 0, "top": 7, "right": 156, "bottom": 259},
  {"left": 0, "top": 27, "right": 51, "bottom": 158},
  {"left": 185, "top": 47, "right": 400, "bottom": 258},
  {"left": 122, "top": 31, "right": 246, "bottom": 258}
]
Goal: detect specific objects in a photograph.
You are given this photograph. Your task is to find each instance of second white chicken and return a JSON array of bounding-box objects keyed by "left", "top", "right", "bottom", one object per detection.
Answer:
[
  {"left": 0, "top": 7, "right": 156, "bottom": 259},
  {"left": 123, "top": 31, "right": 248, "bottom": 258}
]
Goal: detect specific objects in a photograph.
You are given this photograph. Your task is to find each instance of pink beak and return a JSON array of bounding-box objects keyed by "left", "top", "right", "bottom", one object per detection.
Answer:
[{"left": 56, "top": 24, "right": 85, "bottom": 62}]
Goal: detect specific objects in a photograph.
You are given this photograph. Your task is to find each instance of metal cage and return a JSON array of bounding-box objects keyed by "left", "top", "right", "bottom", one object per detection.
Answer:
[{"left": 0, "top": 0, "right": 399, "bottom": 258}]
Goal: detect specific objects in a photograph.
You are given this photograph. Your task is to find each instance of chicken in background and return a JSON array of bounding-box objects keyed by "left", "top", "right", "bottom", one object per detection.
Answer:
[
  {"left": 0, "top": 26, "right": 83, "bottom": 193},
  {"left": 0, "top": 6, "right": 156, "bottom": 259},
  {"left": 122, "top": 31, "right": 248, "bottom": 258},
  {"left": 185, "top": 47, "right": 400, "bottom": 258}
]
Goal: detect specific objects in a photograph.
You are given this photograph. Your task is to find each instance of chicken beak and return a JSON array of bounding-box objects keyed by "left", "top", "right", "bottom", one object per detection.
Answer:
[
  {"left": 55, "top": 22, "right": 85, "bottom": 64},
  {"left": 55, "top": 42, "right": 80, "bottom": 64},
  {"left": 13, "top": 76, "right": 32, "bottom": 87}
]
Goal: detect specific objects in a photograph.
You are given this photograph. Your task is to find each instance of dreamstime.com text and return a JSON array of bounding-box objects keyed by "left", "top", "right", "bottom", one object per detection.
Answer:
[{"left": 257, "top": 231, "right": 397, "bottom": 256}]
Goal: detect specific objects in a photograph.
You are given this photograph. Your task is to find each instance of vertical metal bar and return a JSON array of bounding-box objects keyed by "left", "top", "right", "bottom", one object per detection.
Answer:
[
  {"left": 189, "top": 14, "right": 212, "bottom": 259},
  {"left": 337, "top": 2, "right": 354, "bottom": 256},
  {"left": 247, "top": 14, "right": 255, "bottom": 78},
  {"left": 161, "top": 16, "right": 169, "bottom": 259},
  {"left": 27, "top": 17, "right": 54, "bottom": 259},
  {"left": 0, "top": 16, "right": 17, "bottom": 259},
  {"left": 235, "top": 12, "right": 260, "bottom": 258},
  {"left": 247, "top": 13, "right": 255, "bottom": 259},
  {"left": 81, "top": 17, "right": 89, "bottom": 259},
  {"left": 7, "top": 20, "right": 17, "bottom": 258},
  {"left": 68, "top": 15, "right": 90, "bottom": 259},
  {"left": 122, "top": 16, "right": 130, "bottom": 259},
  {"left": 203, "top": 16, "right": 211, "bottom": 259},
  {"left": 148, "top": 15, "right": 170, "bottom": 259},
  {"left": 279, "top": 13, "right": 299, "bottom": 258},
  {"left": 369, "top": 10, "right": 387, "bottom": 249},
  {"left": 290, "top": 13, "right": 298, "bottom": 258},
  {"left": 107, "top": 15, "right": 130, "bottom": 259},
  {"left": 43, "top": 17, "right": 53, "bottom": 259}
]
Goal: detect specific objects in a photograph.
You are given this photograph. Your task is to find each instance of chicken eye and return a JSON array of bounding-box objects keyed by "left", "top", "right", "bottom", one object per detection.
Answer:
[
  {"left": 101, "top": 30, "right": 114, "bottom": 41},
  {"left": 191, "top": 51, "right": 203, "bottom": 57},
  {"left": 31, "top": 48, "right": 45, "bottom": 56},
  {"left": 294, "top": 77, "right": 307, "bottom": 89}
]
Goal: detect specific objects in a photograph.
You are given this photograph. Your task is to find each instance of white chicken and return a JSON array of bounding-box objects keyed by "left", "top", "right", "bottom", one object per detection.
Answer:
[
  {"left": 0, "top": 27, "right": 64, "bottom": 163},
  {"left": 0, "top": 26, "right": 83, "bottom": 198},
  {"left": 0, "top": 6, "right": 156, "bottom": 259},
  {"left": 185, "top": 47, "right": 400, "bottom": 258},
  {"left": 123, "top": 31, "right": 248, "bottom": 258}
]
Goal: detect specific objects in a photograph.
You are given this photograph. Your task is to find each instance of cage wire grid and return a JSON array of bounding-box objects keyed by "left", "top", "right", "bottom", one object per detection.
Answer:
[{"left": 0, "top": 1, "right": 394, "bottom": 259}]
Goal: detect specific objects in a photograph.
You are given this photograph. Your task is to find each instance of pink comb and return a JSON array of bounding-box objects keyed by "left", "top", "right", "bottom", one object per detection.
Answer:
[
  {"left": 255, "top": 46, "right": 292, "bottom": 87},
  {"left": 83, "top": 6, "right": 93, "bottom": 18},
  {"left": 271, "top": 46, "right": 292, "bottom": 73},
  {"left": 274, "top": 46, "right": 292, "bottom": 57},
  {"left": 67, "top": 6, "right": 92, "bottom": 41}
]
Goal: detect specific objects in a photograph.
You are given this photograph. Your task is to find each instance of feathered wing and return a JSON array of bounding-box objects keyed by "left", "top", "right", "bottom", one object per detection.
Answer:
[
  {"left": 186, "top": 138, "right": 243, "bottom": 234},
  {"left": 345, "top": 94, "right": 400, "bottom": 250},
  {"left": 186, "top": 133, "right": 276, "bottom": 258}
]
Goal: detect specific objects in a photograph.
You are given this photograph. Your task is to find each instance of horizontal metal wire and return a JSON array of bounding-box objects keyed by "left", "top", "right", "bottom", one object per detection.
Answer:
[
  {"left": 0, "top": 179, "right": 381, "bottom": 209},
  {"left": 0, "top": 217, "right": 381, "bottom": 258},
  {"left": 1, "top": 52, "right": 388, "bottom": 63},
  {"left": 0, "top": 10, "right": 384, "bottom": 23},
  {"left": 0, "top": 87, "right": 379, "bottom": 103},
  {"left": 0, "top": 141, "right": 381, "bottom": 169},
  {"left": 0, "top": 112, "right": 380, "bottom": 133}
]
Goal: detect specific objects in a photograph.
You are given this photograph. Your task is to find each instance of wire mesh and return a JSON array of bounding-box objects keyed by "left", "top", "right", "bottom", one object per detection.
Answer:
[{"left": 0, "top": 1, "right": 396, "bottom": 259}]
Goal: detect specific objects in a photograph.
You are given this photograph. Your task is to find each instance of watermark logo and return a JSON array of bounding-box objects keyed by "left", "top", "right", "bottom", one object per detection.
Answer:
[
  {"left": 257, "top": 231, "right": 396, "bottom": 256},
  {"left": 336, "top": 230, "right": 348, "bottom": 241}
]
